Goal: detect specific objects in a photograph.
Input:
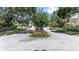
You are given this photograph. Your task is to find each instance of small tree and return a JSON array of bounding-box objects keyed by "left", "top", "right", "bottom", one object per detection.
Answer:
[{"left": 33, "top": 11, "right": 49, "bottom": 31}]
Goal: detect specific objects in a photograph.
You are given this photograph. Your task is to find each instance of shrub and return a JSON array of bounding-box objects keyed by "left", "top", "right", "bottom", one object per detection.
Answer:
[
  {"left": 64, "top": 23, "right": 75, "bottom": 30},
  {"left": 49, "top": 21, "right": 58, "bottom": 27},
  {"left": 75, "top": 25, "right": 79, "bottom": 30},
  {"left": 64, "top": 23, "right": 79, "bottom": 30},
  {"left": 30, "top": 31, "right": 49, "bottom": 37}
]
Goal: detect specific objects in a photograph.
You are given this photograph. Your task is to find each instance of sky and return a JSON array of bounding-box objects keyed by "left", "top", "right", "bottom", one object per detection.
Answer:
[
  {"left": 47, "top": 7, "right": 58, "bottom": 14},
  {"left": 37, "top": 7, "right": 58, "bottom": 15}
]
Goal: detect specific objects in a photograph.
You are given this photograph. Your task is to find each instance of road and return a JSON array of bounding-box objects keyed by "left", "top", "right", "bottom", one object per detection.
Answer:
[{"left": 0, "top": 28, "right": 79, "bottom": 51}]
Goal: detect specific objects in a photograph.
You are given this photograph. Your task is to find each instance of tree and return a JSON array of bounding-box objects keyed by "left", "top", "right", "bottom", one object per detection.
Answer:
[
  {"left": 0, "top": 7, "right": 37, "bottom": 27},
  {"left": 57, "top": 7, "right": 73, "bottom": 22},
  {"left": 50, "top": 11, "right": 59, "bottom": 21},
  {"left": 72, "top": 7, "right": 79, "bottom": 19},
  {"left": 33, "top": 10, "right": 49, "bottom": 31},
  {"left": 50, "top": 10, "right": 68, "bottom": 27}
]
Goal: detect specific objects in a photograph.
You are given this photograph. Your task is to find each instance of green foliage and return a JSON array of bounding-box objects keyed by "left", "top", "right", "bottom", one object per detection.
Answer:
[
  {"left": 50, "top": 10, "right": 69, "bottom": 28},
  {"left": 54, "top": 29, "right": 66, "bottom": 33},
  {"left": 49, "top": 21, "right": 58, "bottom": 28},
  {"left": 50, "top": 11, "right": 60, "bottom": 21},
  {"left": 50, "top": 7, "right": 79, "bottom": 28},
  {"left": 57, "top": 7, "right": 73, "bottom": 19},
  {"left": 17, "top": 19, "right": 30, "bottom": 26},
  {"left": 53, "top": 28, "right": 79, "bottom": 35},
  {"left": 0, "top": 7, "right": 37, "bottom": 31},
  {"left": 33, "top": 11, "right": 49, "bottom": 27},
  {"left": 14, "top": 7, "right": 36, "bottom": 16}
]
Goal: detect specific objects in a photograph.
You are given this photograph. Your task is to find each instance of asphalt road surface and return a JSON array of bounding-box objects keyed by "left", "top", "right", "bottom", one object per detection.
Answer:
[{"left": 0, "top": 28, "right": 79, "bottom": 51}]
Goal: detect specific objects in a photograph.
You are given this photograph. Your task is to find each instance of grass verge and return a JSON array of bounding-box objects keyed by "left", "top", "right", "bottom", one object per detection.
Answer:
[{"left": 51, "top": 28, "right": 79, "bottom": 35}]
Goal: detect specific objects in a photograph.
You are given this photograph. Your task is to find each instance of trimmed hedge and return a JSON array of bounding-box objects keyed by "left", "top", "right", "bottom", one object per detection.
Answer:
[
  {"left": 30, "top": 31, "right": 49, "bottom": 37},
  {"left": 64, "top": 23, "right": 79, "bottom": 30}
]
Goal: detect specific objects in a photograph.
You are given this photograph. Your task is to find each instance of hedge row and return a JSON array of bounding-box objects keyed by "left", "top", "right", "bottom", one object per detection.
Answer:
[{"left": 64, "top": 23, "right": 79, "bottom": 30}]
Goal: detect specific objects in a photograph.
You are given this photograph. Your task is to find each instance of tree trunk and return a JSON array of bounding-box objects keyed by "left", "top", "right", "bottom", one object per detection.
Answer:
[
  {"left": 35, "top": 26, "right": 44, "bottom": 32},
  {"left": 78, "top": 12, "right": 79, "bottom": 19}
]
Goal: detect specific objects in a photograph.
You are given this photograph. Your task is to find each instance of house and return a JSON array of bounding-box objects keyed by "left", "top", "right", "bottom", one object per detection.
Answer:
[
  {"left": 64, "top": 14, "right": 79, "bottom": 30},
  {"left": 69, "top": 14, "right": 79, "bottom": 25}
]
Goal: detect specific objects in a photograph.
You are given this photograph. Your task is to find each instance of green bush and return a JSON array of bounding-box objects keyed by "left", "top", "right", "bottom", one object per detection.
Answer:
[
  {"left": 54, "top": 29, "right": 66, "bottom": 33},
  {"left": 49, "top": 21, "right": 58, "bottom": 28}
]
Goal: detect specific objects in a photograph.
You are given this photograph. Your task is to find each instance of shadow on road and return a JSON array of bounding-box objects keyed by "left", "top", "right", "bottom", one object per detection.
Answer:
[
  {"left": 15, "top": 29, "right": 33, "bottom": 34},
  {"left": 6, "top": 29, "right": 33, "bottom": 35}
]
